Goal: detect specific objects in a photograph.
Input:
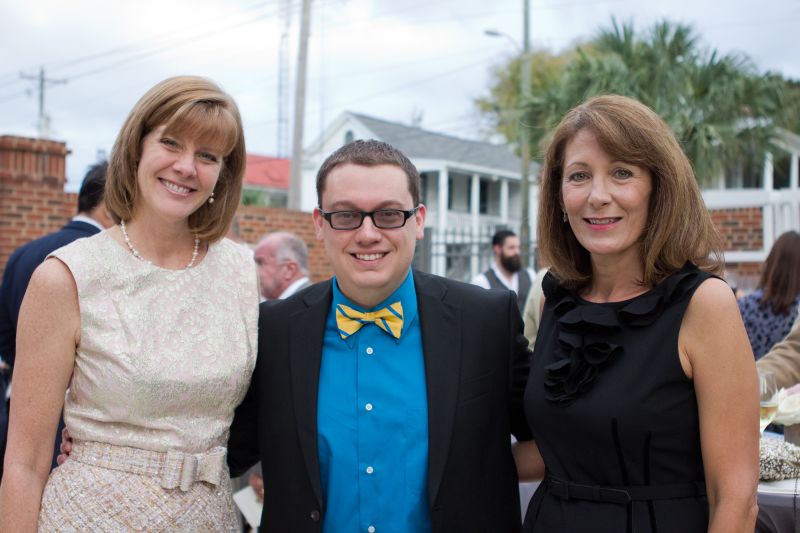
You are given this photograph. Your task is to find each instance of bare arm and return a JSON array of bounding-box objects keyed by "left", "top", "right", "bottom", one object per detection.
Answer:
[
  {"left": 512, "top": 439, "right": 545, "bottom": 481},
  {"left": 679, "top": 278, "right": 759, "bottom": 533},
  {"left": 0, "top": 259, "right": 79, "bottom": 532}
]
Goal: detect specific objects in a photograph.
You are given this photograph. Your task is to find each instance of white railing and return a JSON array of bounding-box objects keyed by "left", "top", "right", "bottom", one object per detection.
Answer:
[{"left": 425, "top": 210, "right": 519, "bottom": 232}]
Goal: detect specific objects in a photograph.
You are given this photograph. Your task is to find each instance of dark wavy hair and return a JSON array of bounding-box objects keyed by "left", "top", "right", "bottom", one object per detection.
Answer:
[{"left": 758, "top": 231, "right": 800, "bottom": 313}]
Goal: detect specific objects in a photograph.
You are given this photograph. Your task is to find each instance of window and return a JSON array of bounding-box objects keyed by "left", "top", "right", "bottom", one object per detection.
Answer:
[
  {"left": 419, "top": 172, "right": 428, "bottom": 204},
  {"left": 447, "top": 177, "right": 454, "bottom": 210}
]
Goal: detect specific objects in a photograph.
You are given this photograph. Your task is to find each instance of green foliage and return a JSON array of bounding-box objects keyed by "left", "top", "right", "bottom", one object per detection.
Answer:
[
  {"left": 241, "top": 188, "right": 267, "bottom": 206},
  {"left": 478, "top": 18, "right": 795, "bottom": 186},
  {"left": 476, "top": 47, "right": 579, "bottom": 158}
]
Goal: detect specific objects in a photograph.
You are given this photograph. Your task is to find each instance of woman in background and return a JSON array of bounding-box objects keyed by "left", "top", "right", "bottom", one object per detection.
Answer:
[
  {"left": 738, "top": 230, "right": 800, "bottom": 359},
  {"left": 0, "top": 76, "right": 258, "bottom": 531},
  {"left": 515, "top": 94, "right": 758, "bottom": 532}
]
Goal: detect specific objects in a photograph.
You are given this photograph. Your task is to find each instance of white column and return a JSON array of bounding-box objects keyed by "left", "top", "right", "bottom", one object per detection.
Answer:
[
  {"left": 527, "top": 176, "right": 535, "bottom": 236},
  {"left": 763, "top": 151, "right": 774, "bottom": 191},
  {"left": 530, "top": 183, "right": 540, "bottom": 261},
  {"left": 500, "top": 178, "right": 509, "bottom": 223},
  {"left": 436, "top": 166, "right": 449, "bottom": 276},
  {"left": 470, "top": 174, "right": 480, "bottom": 279}
]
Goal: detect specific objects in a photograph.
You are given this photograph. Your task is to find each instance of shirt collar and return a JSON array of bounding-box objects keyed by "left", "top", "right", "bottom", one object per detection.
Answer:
[
  {"left": 72, "top": 214, "right": 105, "bottom": 231},
  {"left": 331, "top": 269, "right": 418, "bottom": 342},
  {"left": 278, "top": 276, "right": 310, "bottom": 299}
]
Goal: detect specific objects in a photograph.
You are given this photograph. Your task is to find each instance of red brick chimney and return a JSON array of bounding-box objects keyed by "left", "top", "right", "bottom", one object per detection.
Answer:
[{"left": 0, "top": 135, "right": 76, "bottom": 276}]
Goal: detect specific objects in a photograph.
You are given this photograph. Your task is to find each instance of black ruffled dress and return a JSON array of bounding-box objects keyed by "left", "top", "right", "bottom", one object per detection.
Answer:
[{"left": 523, "top": 263, "right": 713, "bottom": 533}]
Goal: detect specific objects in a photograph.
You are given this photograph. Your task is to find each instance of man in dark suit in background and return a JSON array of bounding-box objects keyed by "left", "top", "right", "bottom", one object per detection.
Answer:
[
  {"left": 229, "top": 140, "right": 533, "bottom": 532},
  {"left": 0, "top": 161, "right": 112, "bottom": 479}
]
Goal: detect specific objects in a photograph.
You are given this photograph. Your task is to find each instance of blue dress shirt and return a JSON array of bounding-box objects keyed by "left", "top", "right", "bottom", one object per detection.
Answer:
[{"left": 318, "top": 270, "right": 431, "bottom": 533}]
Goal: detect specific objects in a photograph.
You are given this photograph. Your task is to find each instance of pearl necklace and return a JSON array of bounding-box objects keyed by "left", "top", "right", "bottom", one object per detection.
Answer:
[{"left": 120, "top": 220, "right": 200, "bottom": 269}]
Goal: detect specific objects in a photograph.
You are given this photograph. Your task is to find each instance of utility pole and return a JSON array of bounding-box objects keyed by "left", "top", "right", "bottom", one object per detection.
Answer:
[
  {"left": 519, "top": 0, "right": 532, "bottom": 265},
  {"left": 277, "top": 0, "right": 292, "bottom": 157},
  {"left": 21, "top": 66, "right": 67, "bottom": 139},
  {"left": 288, "top": 0, "right": 312, "bottom": 210}
]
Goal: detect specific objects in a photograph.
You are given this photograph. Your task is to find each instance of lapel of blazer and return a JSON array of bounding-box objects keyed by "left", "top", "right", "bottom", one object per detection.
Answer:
[
  {"left": 288, "top": 280, "right": 332, "bottom": 508},
  {"left": 414, "top": 271, "right": 462, "bottom": 508}
]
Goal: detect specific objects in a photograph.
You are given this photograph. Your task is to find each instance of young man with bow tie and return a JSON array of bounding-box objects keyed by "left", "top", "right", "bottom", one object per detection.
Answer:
[{"left": 228, "top": 139, "right": 534, "bottom": 532}]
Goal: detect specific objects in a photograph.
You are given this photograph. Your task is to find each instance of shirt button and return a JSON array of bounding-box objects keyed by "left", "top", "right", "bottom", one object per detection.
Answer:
[
  {"left": 310, "top": 509, "right": 321, "bottom": 522},
  {"left": 366, "top": 347, "right": 374, "bottom": 355},
  {"left": 366, "top": 466, "right": 374, "bottom": 474},
  {"left": 365, "top": 403, "right": 373, "bottom": 411},
  {"left": 368, "top": 527, "right": 376, "bottom": 533}
]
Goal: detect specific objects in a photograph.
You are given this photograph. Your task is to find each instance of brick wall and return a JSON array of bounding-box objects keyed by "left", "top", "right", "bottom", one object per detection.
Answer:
[
  {"left": 708, "top": 207, "right": 765, "bottom": 292},
  {"left": 710, "top": 207, "right": 764, "bottom": 252},
  {"left": 0, "top": 136, "right": 76, "bottom": 274}
]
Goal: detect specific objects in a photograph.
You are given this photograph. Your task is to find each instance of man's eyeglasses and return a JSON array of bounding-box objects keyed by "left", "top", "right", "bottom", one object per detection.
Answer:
[{"left": 320, "top": 206, "right": 420, "bottom": 230}]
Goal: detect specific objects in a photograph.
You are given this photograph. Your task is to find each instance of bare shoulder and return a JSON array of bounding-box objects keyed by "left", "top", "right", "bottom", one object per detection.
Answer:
[
  {"left": 17, "top": 257, "right": 81, "bottom": 357},
  {"left": 24, "top": 257, "right": 78, "bottom": 312},
  {"left": 686, "top": 276, "right": 737, "bottom": 315},
  {"left": 29, "top": 257, "right": 76, "bottom": 295},
  {"left": 680, "top": 276, "right": 751, "bottom": 375},
  {"left": 682, "top": 276, "right": 741, "bottom": 339}
]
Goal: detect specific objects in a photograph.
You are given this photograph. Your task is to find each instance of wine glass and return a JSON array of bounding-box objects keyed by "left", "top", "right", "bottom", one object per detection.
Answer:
[{"left": 759, "top": 370, "right": 779, "bottom": 434}]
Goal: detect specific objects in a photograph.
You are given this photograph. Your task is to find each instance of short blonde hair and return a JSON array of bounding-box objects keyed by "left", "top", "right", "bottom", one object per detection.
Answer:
[
  {"left": 105, "top": 76, "right": 246, "bottom": 243},
  {"left": 538, "top": 94, "right": 723, "bottom": 288}
]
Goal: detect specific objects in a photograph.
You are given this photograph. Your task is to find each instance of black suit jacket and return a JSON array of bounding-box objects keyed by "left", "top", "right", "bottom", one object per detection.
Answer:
[
  {"left": 229, "top": 270, "right": 532, "bottom": 532},
  {"left": 0, "top": 220, "right": 100, "bottom": 367}
]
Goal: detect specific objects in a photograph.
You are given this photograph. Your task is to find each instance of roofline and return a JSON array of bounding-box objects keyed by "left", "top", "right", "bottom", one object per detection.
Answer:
[{"left": 347, "top": 111, "right": 515, "bottom": 151}]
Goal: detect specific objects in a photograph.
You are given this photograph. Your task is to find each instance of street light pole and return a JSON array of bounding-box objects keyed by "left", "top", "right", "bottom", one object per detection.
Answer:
[
  {"left": 519, "top": 0, "right": 532, "bottom": 266},
  {"left": 484, "top": 2, "right": 532, "bottom": 265}
]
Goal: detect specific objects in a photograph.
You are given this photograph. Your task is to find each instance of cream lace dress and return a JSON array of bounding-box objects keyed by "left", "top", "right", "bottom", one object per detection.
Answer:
[{"left": 37, "top": 230, "right": 259, "bottom": 532}]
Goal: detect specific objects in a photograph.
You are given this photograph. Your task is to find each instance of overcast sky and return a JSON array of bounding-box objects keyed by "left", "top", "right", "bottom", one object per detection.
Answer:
[{"left": 2, "top": 0, "right": 798, "bottom": 190}]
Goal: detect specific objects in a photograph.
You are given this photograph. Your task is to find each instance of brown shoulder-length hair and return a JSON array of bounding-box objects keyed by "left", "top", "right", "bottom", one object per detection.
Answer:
[
  {"left": 758, "top": 231, "right": 800, "bottom": 313},
  {"left": 538, "top": 94, "right": 723, "bottom": 288},
  {"left": 105, "top": 76, "right": 246, "bottom": 243}
]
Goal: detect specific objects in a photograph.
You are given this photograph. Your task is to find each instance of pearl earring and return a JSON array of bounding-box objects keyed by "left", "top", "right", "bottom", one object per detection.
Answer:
[
  {"left": 562, "top": 211, "right": 568, "bottom": 223},
  {"left": 208, "top": 191, "right": 215, "bottom": 205}
]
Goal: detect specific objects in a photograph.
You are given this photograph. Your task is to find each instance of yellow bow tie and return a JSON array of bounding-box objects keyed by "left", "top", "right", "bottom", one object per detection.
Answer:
[{"left": 336, "top": 302, "right": 404, "bottom": 340}]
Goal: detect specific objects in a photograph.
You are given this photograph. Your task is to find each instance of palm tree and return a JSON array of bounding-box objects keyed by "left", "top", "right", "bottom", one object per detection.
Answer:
[{"left": 481, "top": 18, "right": 787, "bottom": 187}]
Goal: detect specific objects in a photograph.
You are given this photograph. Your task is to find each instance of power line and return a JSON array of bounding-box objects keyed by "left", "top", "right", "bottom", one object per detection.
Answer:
[
  {"left": 20, "top": 67, "right": 68, "bottom": 138},
  {"left": 0, "top": 1, "right": 284, "bottom": 83},
  {"left": 247, "top": 51, "right": 501, "bottom": 130}
]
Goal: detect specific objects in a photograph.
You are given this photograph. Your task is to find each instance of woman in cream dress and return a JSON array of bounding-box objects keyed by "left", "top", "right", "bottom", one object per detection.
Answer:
[{"left": 0, "top": 76, "right": 259, "bottom": 532}]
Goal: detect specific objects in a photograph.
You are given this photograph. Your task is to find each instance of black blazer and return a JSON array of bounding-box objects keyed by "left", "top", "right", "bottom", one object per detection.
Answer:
[
  {"left": 0, "top": 220, "right": 100, "bottom": 367},
  {"left": 229, "top": 270, "right": 532, "bottom": 532}
]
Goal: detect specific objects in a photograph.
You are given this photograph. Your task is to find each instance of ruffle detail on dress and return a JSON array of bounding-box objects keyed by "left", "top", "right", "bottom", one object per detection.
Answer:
[
  {"left": 617, "top": 264, "right": 700, "bottom": 327},
  {"left": 541, "top": 263, "right": 700, "bottom": 406}
]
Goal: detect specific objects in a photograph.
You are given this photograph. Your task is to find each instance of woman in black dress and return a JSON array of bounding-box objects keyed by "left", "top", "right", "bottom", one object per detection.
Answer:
[{"left": 514, "top": 95, "right": 758, "bottom": 532}]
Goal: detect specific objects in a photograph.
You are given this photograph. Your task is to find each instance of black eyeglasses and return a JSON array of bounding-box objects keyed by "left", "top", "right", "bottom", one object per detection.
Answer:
[{"left": 320, "top": 206, "right": 420, "bottom": 230}]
